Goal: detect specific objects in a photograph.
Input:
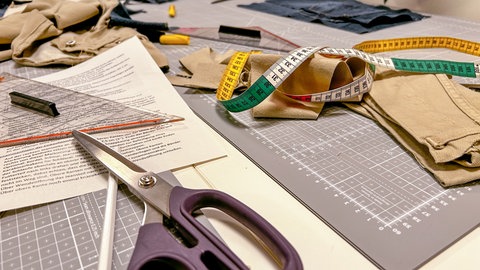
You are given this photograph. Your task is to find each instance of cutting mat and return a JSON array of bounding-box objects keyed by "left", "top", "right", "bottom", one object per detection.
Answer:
[
  {"left": 180, "top": 92, "right": 480, "bottom": 269},
  {"left": 0, "top": 184, "right": 143, "bottom": 269}
]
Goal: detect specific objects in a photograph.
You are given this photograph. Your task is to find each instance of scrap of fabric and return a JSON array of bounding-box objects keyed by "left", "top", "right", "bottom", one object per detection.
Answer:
[{"left": 238, "top": 0, "right": 428, "bottom": 34}]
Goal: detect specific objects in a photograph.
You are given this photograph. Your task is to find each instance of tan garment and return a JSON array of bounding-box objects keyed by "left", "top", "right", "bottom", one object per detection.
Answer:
[
  {"left": 0, "top": 0, "right": 168, "bottom": 69},
  {"left": 346, "top": 70, "right": 480, "bottom": 187}
]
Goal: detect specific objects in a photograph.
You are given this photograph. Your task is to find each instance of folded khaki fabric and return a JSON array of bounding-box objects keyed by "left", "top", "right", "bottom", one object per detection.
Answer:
[
  {"left": 0, "top": 0, "right": 168, "bottom": 69},
  {"left": 346, "top": 70, "right": 480, "bottom": 187}
]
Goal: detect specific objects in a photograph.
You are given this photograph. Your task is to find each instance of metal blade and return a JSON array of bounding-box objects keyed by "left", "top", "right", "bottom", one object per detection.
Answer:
[
  {"left": 72, "top": 130, "right": 146, "bottom": 181},
  {"left": 72, "top": 130, "right": 174, "bottom": 215}
]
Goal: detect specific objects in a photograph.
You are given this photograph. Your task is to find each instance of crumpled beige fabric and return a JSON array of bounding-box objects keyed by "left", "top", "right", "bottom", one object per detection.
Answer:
[
  {"left": 167, "top": 47, "right": 235, "bottom": 89},
  {"left": 168, "top": 47, "right": 366, "bottom": 119},
  {"left": 249, "top": 54, "right": 365, "bottom": 119},
  {"left": 0, "top": 0, "right": 168, "bottom": 69},
  {"left": 345, "top": 69, "right": 480, "bottom": 187}
]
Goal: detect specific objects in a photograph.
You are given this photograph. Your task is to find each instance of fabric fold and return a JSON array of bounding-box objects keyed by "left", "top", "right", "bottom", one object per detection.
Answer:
[
  {"left": 0, "top": 0, "right": 168, "bottom": 69},
  {"left": 347, "top": 70, "right": 480, "bottom": 186}
]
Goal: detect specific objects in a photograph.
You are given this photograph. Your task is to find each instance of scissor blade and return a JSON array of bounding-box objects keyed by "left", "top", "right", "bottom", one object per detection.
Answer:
[
  {"left": 72, "top": 130, "right": 147, "bottom": 184},
  {"left": 72, "top": 130, "right": 174, "bottom": 215}
]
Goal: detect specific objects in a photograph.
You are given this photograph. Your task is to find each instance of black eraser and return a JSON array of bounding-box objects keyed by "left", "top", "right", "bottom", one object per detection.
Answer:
[{"left": 9, "top": 91, "right": 60, "bottom": 117}]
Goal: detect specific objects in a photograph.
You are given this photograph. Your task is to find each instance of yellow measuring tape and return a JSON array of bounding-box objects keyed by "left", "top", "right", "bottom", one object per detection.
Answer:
[
  {"left": 216, "top": 51, "right": 260, "bottom": 101},
  {"left": 353, "top": 36, "right": 480, "bottom": 56},
  {"left": 216, "top": 36, "right": 480, "bottom": 113}
]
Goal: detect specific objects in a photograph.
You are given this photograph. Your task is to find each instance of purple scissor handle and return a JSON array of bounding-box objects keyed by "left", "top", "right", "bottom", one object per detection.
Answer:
[
  {"left": 129, "top": 186, "right": 302, "bottom": 270},
  {"left": 72, "top": 130, "right": 302, "bottom": 270}
]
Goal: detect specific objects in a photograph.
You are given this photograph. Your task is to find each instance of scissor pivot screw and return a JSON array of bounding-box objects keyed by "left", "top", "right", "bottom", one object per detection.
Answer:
[{"left": 139, "top": 175, "right": 157, "bottom": 188}]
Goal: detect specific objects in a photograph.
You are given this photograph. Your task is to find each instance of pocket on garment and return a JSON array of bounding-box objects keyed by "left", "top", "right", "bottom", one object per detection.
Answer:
[{"left": 367, "top": 72, "right": 480, "bottom": 165}]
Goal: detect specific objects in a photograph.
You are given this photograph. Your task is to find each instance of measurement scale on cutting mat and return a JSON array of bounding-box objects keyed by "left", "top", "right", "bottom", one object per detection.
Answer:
[
  {"left": 216, "top": 36, "right": 480, "bottom": 112},
  {"left": 179, "top": 35, "right": 480, "bottom": 270}
]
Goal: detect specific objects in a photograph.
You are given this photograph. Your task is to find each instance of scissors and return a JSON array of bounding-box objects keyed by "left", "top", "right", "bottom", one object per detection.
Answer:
[{"left": 72, "top": 130, "right": 302, "bottom": 270}]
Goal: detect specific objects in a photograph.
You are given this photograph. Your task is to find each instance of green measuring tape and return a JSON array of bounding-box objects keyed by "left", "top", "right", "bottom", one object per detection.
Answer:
[{"left": 217, "top": 36, "right": 480, "bottom": 113}]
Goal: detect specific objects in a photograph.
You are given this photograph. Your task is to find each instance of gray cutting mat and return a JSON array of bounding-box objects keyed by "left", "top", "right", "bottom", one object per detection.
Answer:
[
  {"left": 180, "top": 92, "right": 480, "bottom": 270},
  {"left": 155, "top": 32, "right": 480, "bottom": 269}
]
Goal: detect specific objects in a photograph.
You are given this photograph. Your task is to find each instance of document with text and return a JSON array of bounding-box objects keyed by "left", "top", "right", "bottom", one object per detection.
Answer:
[{"left": 0, "top": 37, "right": 226, "bottom": 211}]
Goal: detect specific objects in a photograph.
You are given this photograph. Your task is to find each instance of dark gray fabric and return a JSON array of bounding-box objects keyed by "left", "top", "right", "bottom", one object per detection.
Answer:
[
  {"left": 239, "top": 0, "right": 428, "bottom": 34},
  {"left": 0, "top": 0, "right": 12, "bottom": 17},
  {"left": 109, "top": 3, "right": 169, "bottom": 41}
]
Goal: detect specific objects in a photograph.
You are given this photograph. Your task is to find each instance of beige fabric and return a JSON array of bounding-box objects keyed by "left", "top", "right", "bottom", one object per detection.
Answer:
[
  {"left": 167, "top": 47, "right": 235, "bottom": 89},
  {"left": 249, "top": 54, "right": 365, "bottom": 119},
  {"left": 346, "top": 70, "right": 480, "bottom": 186},
  {"left": 0, "top": 0, "right": 168, "bottom": 69}
]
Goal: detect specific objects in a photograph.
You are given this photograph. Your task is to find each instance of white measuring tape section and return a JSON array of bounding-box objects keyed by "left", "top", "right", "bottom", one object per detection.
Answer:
[{"left": 216, "top": 37, "right": 480, "bottom": 113}]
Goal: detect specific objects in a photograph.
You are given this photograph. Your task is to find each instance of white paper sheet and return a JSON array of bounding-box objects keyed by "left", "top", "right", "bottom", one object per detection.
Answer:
[{"left": 0, "top": 37, "right": 225, "bottom": 211}]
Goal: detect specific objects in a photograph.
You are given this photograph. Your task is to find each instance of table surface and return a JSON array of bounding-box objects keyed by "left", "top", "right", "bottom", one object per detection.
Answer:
[{"left": 1, "top": 0, "right": 480, "bottom": 269}]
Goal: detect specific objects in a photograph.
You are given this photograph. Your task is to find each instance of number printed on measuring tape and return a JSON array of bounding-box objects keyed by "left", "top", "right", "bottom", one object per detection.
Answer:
[
  {"left": 216, "top": 50, "right": 262, "bottom": 102},
  {"left": 217, "top": 36, "right": 480, "bottom": 113},
  {"left": 216, "top": 51, "right": 250, "bottom": 101},
  {"left": 352, "top": 36, "right": 480, "bottom": 77},
  {"left": 284, "top": 67, "right": 374, "bottom": 102}
]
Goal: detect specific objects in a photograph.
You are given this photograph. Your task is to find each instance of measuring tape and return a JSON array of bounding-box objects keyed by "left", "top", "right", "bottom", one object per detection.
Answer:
[
  {"left": 218, "top": 47, "right": 322, "bottom": 112},
  {"left": 283, "top": 66, "right": 374, "bottom": 103},
  {"left": 216, "top": 51, "right": 260, "bottom": 101},
  {"left": 353, "top": 36, "right": 480, "bottom": 56},
  {"left": 216, "top": 37, "right": 480, "bottom": 113}
]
